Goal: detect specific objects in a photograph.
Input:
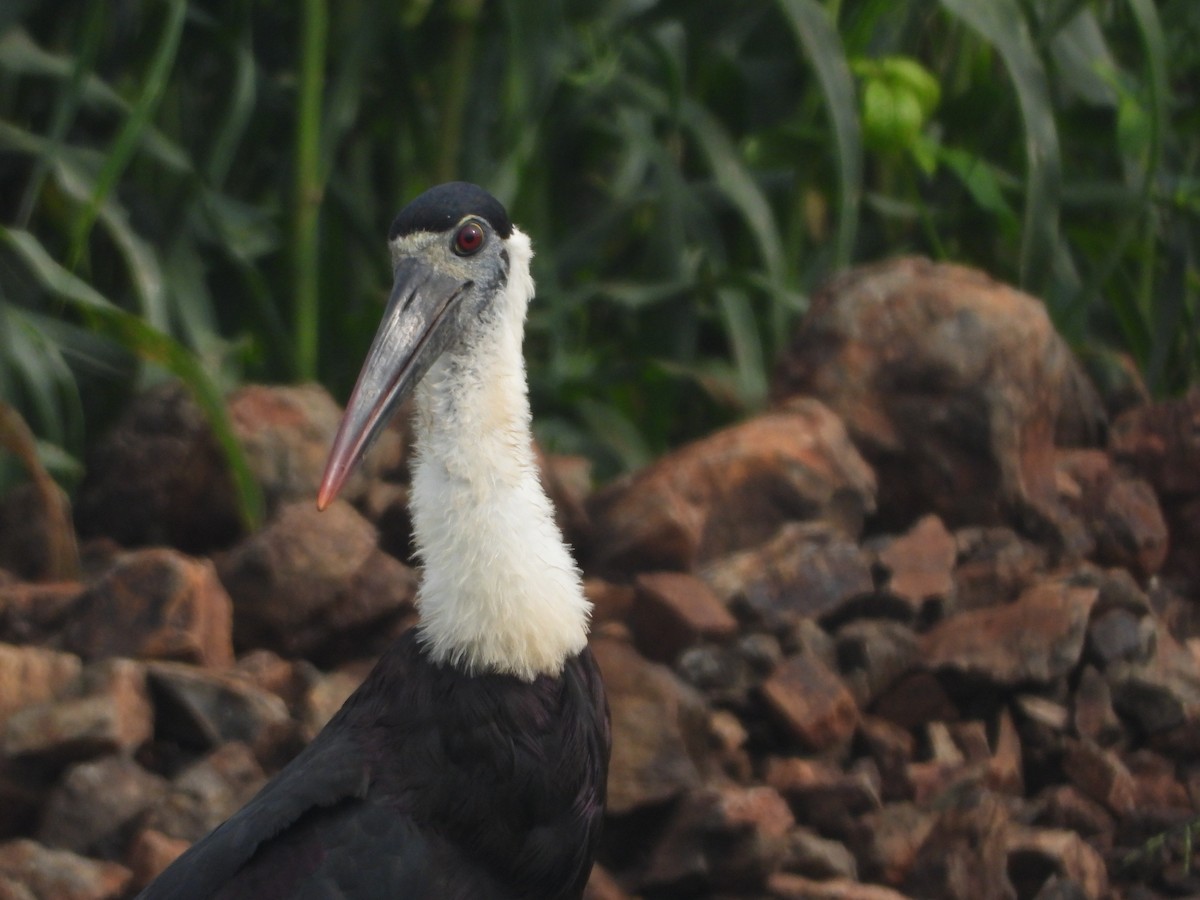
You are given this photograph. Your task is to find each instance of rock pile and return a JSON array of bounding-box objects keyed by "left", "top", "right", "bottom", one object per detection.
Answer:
[{"left": 1, "top": 256, "right": 1197, "bottom": 899}]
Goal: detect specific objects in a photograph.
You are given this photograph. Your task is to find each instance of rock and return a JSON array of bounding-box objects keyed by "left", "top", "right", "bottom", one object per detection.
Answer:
[
  {"left": 628, "top": 572, "right": 738, "bottom": 662},
  {"left": 1062, "top": 738, "right": 1136, "bottom": 816},
  {"left": 780, "top": 826, "right": 858, "bottom": 880},
  {"left": 1107, "top": 629, "right": 1200, "bottom": 743},
  {"left": 873, "top": 515, "right": 957, "bottom": 621},
  {"left": 765, "top": 757, "right": 880, "bottom": 837},
  {"left": 701, "top": 524, "right": 875, "bottom": 632},
  {"left": 1072, "top": 666, "right": 1122, "bottom": 744},
  {"left": 590, "top": 637, "right": 707, "bottom": 816},
  {"left": 869, "top": 671, "right": 958, "bottom": 732},
  {"left": 708, "top": 709, "right": 752, "bottom": 781},
  {"left": 921, "top": 580, "right": 1097, "bottom": 687},
  {"left": 952, "top": 527, "right": 1045, "bottom": 612},
  {"left": 0, "top": 645, "right": 81, "bottom": 724},
  {"left": 298, "top": 667, "right": 363, "bottom": 741},
  {"left": 0, "top": 838, "right": 131, "bottom": 900},
  {"left": 587, "top": 401, "right": 876, "bottom": 573},
  {"left": 1033, "top": 784, "right": 1114, "bottom": 842},
  {"left": 145, "top": 661, "right": 290, "bottom": 751},
  {"left": 61, "top": 549, "right": 234, "bottom": 668},
  {"left": 125, "top": 828, "right": 188, "bottom": 893},
  {"left": 767, "top": 873, "right": 914, "bottom": 900},
  {"left": 761, "top": 653, "right": 859, "bottom": 753},
  {"left": 854, "top": 802, "right": 937, "bottom": 886},
  {"left": 1125, "top": 749, "right": 1195, "bottom": 822},
  {"left": 74, "top": 382, "right": 244, "bottom": 553},
  {"left": 1005, "top": 826, "right": 1108, "bottom": 900},
  {"left": 0, "top": 482, "right": 78, "bottom": 584},
  {"left": 2, "top": 659, "right": 152, "bottom": 765},
  {"left": 986, "top": 707, "right": 1023, "bottom": 796},
  {"left": 584, "top": 579, "right": 635, "bottom": 624},
  {"left": 857, "top": 716, "right": 915, "bottom": 802},
  {"left": 835, "top": 619, "right": 920, "bottom": 709},
  {"left": 535, "top": 447, "right": 593, "bottom": 551},
  {"left": 1055, "top": 449, "right": 1168, "bottom": 578},
  {"left": 141, "top": 742, "right": 266, "bottom": 843},
  {"left": 1110, "top": 389, "right": 1200, "bottom": 581},
  {"left": 639, "top": 785, "right": 793, "bottom": 893},
  {"left": 218, "top": 500, "right": 417, "bottom": 661},
  {"left": 903, "top": 789, "right": 1015, "bottom": 900},
  {"left": 35, "top": 755, "right": 167, "bottom": 857},
  {"left": 1085, "top": 606, "right": 1155, "bottom": 669},
  {"left": 0, "top": 583, "right": 85, "bottom": 647},
  {"left": 229, "top": 383, "right": 400, "bottom": 514},
  {"left": 771, "top": 257, "right": 1099, "bottom": 534}
]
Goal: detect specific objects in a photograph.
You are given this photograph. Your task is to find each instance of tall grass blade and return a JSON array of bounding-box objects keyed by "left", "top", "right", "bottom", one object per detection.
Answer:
[
  {"left": 293, "top": 0, "right": 328, "bottom": 381},
  {"left": 775, "top": 0, "right": 862, "bottom": 270},
  {"left": 0, "top": 227, "right": 264, "bottom": 529},
  {"left": 940, "top": 0, "right": 1062, "bottom": 298},
  {"left": 67, "top": 0, "right": 187, "bottom": 268}
]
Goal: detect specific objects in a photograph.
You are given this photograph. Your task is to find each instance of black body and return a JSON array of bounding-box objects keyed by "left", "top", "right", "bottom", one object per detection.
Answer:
[{"left": 138, "top": 631, "right": 609, "bottom": 899}]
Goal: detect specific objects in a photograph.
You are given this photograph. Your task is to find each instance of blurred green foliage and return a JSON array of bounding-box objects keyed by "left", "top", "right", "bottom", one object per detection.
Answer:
[{"left": 0, "top": 0, "right": 1197, "bottom": 514}]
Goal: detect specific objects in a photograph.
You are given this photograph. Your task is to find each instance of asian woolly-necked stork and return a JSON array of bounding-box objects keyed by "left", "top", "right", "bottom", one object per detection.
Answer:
[{"left": 138, "top": 182, "right": 609, "bottom": 899}]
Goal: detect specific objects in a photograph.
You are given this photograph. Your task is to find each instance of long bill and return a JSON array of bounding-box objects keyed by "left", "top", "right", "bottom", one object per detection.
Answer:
[{"left": 317, "top": 258, "right": 467, "bottom": 510}]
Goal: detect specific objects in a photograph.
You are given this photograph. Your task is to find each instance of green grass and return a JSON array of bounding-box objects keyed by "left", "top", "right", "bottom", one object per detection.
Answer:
[{"left": 0, "top": 0, "right": 1197, "bottom": 513}]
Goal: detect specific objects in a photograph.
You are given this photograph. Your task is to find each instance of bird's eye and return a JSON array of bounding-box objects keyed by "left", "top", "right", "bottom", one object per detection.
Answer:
[{"left": 453, "top": 220, "right": 485, "bottom": 256}]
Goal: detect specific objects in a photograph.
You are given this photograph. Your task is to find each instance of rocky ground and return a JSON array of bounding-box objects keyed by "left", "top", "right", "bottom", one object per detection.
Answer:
[{"left": 0, "top": 256, "right": 1198, "bottom": 899}]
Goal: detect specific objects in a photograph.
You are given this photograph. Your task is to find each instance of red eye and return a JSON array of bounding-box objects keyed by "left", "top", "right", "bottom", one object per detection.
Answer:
[{"left": 453, "top": 221, "right": 485, "bottom": 256}]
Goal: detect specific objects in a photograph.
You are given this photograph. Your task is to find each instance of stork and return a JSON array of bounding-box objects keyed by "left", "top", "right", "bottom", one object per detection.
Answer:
[{"left": 138, "top": 182, "right": 609, "bottom": 899}]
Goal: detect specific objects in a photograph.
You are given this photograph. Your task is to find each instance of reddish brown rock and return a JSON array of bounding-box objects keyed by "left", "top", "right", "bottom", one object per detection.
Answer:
[
  {"left": 584, "top": 579, "right": 636, "bottom": 624},
  {"left": 2, "top": 659, "right": 152, "bottom": 764},
  {"left": 771, "top": 257, "right": 1101, "bottom": 533},
  {"left": 1073, "top": 665, "right": 1122, "bottom": 745},
  {"left": 781, "top": 826, "right": 858, "bottom": 880},
  {"left": 1056, "top": 449, "right": 1168, "bottom": 579},
  {"left": 874, "top": 515, "right": 957, "bottom": 620},
  {"left": 590, "top": 637, "right": 706, "bottom": 816},
  {"left": 761, "top": 654, "right": 859, "bottom": 753},
  {"left": 765, "top": 757, "right": 880, "bottom": 837},
  {"left": 126, "top": 828, "right": 188, "bottom": 893},
  {"left": 640, "top": 785, "right": 793, "bottom": 893},
  {"left": 1107, "top": 629, "right": 1200, "bottom": 744},
  {"left": 986, "top": 707, "right": 1023, "bottom": 796},
  {"left": 0, "top": 583, "right": 85, "bottom": 647},
  {"left": 145, "top": 661, "right": 290, "bottom": 751},
  {"left": 767, "top": 873, "right": 913, "bottom": 900},
  {"left": 587, "top": 401, "right": 876, "bottom": 573},
  {"left": 855, "top": 802, "right": 936, "bottom": 887},
  {"left": 1005, "top": 826, "right": 1108, "bottom": 900},
  {"left": 628, "top": 572, "right": 737, "bottom": 662},
  {"left": 835, "top": 620, "right": 920, "bottom": 709},
  {"left": 36, "top": 755, "right": 167, "bottom": 857},
  {"left": 0, "top": 481, "right": 78, "bottom": 584},
  {"left": 74, "top": 382, "right": 245, "bottom": 553},
  {"left": 952, "top": 527, "right": 1045, "bottom": 612},
  {"left": 61, "top": 549, "right": 233, "bottom": 668},
  {"left": 870, "top": 671, "right": 958, "bottom": 732},
  {"left": 0, "top": 645, "right": 81, "bottom": 725},
  {"left": 1062, "top": 738, "right": 1136, "bottom": 816},
  {"left": 903, "top": 789, "right": 1016, "bottom": 900},
  {"left": 0, "top": 838, "right": 131, "bottom": 900},
  {"left": 703, "top": 524, "right": 875, "bottom": 631},
  {"left": 218, "top": 500, "right": 417, "bottom": 661},
  {"left": 230, "top": 383, "right": 402, "bottom": 514},
  {"left": 141, "top": 742, "right": 266, "bottom": 843},
  {"left": 1033, "top": 784, "right": 1115, "bottom": 842},
  {"left": 1110, "top": 390, "right": 1200, "bottom": 581},
  {"left": 921, "top": 580, "right": 1097, "bottom": 686},
  {"left": 857, "top": 716, "right": 916, "bottom": 802}
]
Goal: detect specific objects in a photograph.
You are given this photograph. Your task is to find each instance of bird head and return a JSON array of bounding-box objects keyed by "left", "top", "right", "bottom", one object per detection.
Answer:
[{"left": 317, "top": 182, "right": 519, "bottom": 510}]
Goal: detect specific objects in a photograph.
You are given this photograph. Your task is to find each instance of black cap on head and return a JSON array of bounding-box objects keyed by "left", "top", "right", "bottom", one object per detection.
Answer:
[{"left": 388, "top": 182, "right": 513, "bottom": 242}]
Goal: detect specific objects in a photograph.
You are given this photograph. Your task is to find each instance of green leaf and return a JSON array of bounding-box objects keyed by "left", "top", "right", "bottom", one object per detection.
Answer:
[{"left": 0, "top": 226, "right": 264, "bottom": 529}]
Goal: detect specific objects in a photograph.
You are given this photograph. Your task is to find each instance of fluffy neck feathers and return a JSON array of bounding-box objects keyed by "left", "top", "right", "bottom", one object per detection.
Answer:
[{"left": 408, "top": 228, "right": 591, "bottom": 681}]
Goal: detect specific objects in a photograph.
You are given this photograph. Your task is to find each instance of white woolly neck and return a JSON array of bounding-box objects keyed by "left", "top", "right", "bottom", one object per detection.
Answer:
[{"left": 407, "top": 227, "right": 591, "bottom": 681}]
